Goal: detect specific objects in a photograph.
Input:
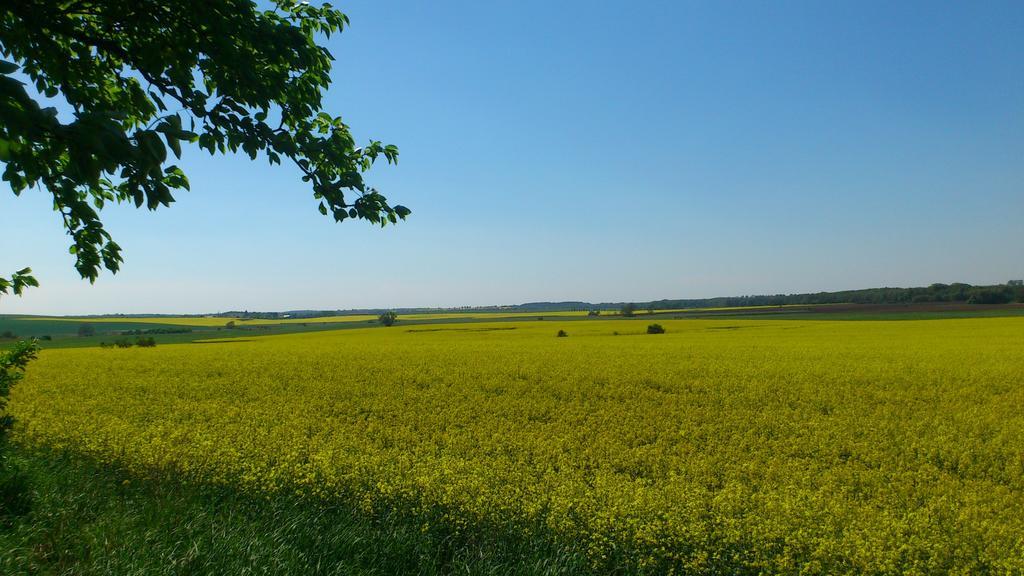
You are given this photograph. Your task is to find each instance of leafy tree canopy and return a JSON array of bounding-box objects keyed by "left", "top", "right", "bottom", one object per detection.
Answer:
[
  {"left": 378, "top": 310, "right": 397, "bottom": 327},
  {"left": 0, "top": 0, "right": 408, "bottom": 293}
]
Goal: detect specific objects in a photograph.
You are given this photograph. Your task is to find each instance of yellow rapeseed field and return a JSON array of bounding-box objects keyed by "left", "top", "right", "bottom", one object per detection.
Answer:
[{"left": 10, "top": 318, "right": 1024, "bottom": 573}]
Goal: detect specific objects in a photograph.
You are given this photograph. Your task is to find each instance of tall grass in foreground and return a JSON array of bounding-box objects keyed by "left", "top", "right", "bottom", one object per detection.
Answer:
[{"left": 0, "top": 447, "right": 587, "bottom": 575}]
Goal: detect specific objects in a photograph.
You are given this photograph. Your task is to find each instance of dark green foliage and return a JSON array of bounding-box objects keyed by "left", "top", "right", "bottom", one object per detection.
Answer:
[
  {"left": 135, "top": 336, "right": 156, "bottom": 347},
  {"left": 556, "top": 330, "right": 568, "bottom": 338},
  {"left": 621, "top": 303, "right": 636, "bottom": 317},
  {"left": 0, "top": 0, "right": 408, "bottom": 290},
  {"left": 0, "top": 340, "right": 38, "bottom": 439},
  {"left": 378, "top": 311, "right": 397, "bottom": 327},
  {"left": 76, "top": 322, "right": 95, "bottom": 337},
  {"left": 646, "top": 324, "right": 665, "bottom": 334},
  {"left": 0, "top": 331, "right": 14, "bottom": 339},
  {"left": 113, "top": 338, "right": 133, "bottom": 348},
  {"left": 967, "top": 288, "right": 1014, "bottom": 305},
  {"left": 0, "top": 462, "right": 30, "bottom": 519},
  {"left": 0, "top": 341, "right": 38, "bottom": 521}
]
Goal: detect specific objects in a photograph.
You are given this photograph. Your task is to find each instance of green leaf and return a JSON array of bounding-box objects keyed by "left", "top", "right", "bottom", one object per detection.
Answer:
[{"left": 165, "top": 134, "right": 182, "bottom": 159}]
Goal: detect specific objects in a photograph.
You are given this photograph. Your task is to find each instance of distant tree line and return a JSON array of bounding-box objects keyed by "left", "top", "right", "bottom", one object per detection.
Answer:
[
  {"left": 201, "top": 282, "right": 1024, "bottom": 320},
  {"left": 500, "top": 283, "right": 1023, "bottom": 311},
  {"left": 640, "top": 282, "right": 1024, "bottom": 309},
  {"left": 121, "top": 328, "right": 193, "bottom": 335}
]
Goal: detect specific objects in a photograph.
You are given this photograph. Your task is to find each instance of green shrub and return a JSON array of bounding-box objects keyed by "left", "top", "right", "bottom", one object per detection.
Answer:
[
  {"left": 647, "top": 324, "right": 665, "bottom": 334},
  {"left": 0, "top": 340, "right": 39, "bottom": 519},
  {"left": 0, "top": 463, "right": 31, "bottom": 518},
  {"left": 556, "top": 330, "right": 568, "bottom": 338},
  {"left": 136, "top": 337, "right": 157, "bottom": 348}
]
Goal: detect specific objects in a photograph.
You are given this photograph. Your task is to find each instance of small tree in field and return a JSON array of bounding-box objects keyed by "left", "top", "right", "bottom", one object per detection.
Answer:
[
  {"left": 378, "top": 311, "right": 398, "bottom": 327},
  {"left": 77, "top": 323, "right": 95, "bottom": 337},
  {"left": 647, "top": 323, "right": 665, "bottom": 334},
  {"left": 621, "top": 303, "right": 637, "bottom": 317}
]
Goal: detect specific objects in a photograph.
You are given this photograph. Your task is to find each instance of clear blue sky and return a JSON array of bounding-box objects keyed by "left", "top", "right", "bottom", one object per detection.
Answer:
[{"left": 2, "top": 0, "right": 1022, "bottom": 314}]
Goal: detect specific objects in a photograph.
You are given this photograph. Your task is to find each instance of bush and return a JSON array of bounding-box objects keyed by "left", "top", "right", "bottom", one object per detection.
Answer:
[
  {"left": 77, "top": 323, "right": 96, "bottom": 337},
  {"left": 40, "top": 335, "right": 52, "bottom": 341},
  {"left": 557, "top": 330, "right": 568, "bottom": 338},
  {"left": 114, "top": 338, "right": 133, "bottom": 348},
  {"left": 0, "top": 464, "right": 31, "bottom": 518},
  {"left": 0, "top": 341, "right": 38, "bottom": 519},
  {"left": 136, "top": 337, "right": 157, "bottom": 348},
  {"left": 621, "top": 303, "right": 636, "bottom": 317},
  {"left": 0, "top": 331, "right": 15, "bottom": 339},
  {"left": 378, "top": 311, "right": 398, "bottom": 327},
  {"left": 647, "top": 324, "right": 665, "bottom": 334}
]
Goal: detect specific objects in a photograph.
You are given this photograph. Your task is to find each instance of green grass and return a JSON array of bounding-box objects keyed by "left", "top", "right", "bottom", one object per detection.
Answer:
[
  {"left": 0, "top": 446, "right": 588, "bottom": 575},
  {"left": 0, "top": 318, "right": 381, "bottom": 350},
  {"left": 0, "top": 316, "right": 197, "bottom": 338}
]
